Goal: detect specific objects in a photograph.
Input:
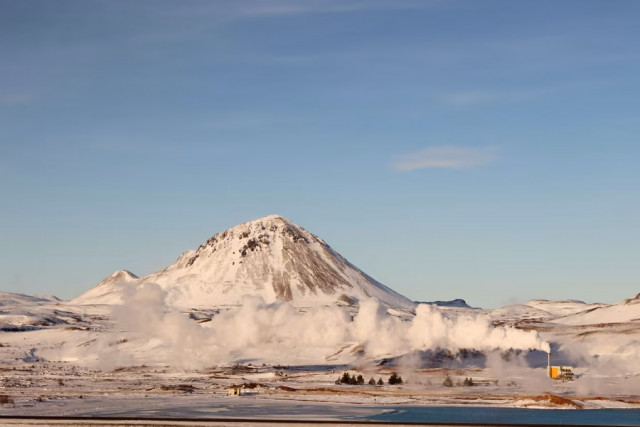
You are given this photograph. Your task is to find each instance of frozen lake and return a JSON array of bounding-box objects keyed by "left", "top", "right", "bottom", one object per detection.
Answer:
[
  {"left": 8, "top": 397, "right": 636, "bottom": 426},
  {"left": 87, "top": 400, "right": 640, "bottom": 426}
]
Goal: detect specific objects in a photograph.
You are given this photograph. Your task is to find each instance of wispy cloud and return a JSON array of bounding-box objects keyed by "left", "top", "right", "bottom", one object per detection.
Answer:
[
  {"left": 237, "top": 0, "right": 437, "bottom": 17},
  {"left": 392, "top": 146, "right": 498, "bottom": 171},
  {"left": 440, "top": 87, "right": 555, "bottom": 108},
  {"left": 0, "top": 93, "right": 33, "bottom": 106}
]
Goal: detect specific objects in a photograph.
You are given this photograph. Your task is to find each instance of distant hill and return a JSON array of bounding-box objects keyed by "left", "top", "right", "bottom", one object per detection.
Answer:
[{"left": 417, "top": 298, "right": 475, "bottom": 309}]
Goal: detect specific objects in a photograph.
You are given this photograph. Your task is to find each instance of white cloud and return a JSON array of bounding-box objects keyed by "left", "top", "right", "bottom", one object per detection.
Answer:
[
  {"left": 392, "top": 146, "right": 497, "bottom": 171},
  {"left": 441, "top": 87, "right": 555, "bottom": 108},
  {"left": 237, "top": 0, "right": 436, "bottom": 17}
]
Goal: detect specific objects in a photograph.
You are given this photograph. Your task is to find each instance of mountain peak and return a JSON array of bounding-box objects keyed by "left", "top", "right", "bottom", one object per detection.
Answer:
[
  {"left": 76, "top": 216, "right": 414, "bottom": 310},
  {"left": 237, "top": 214, "right": 292, "bottom": 227},
  {"left": 110, "top": 270, "right": 138, "bottom": 280},
  {"left": 254, "top": 214, "right": 289, "bottom": 222},
  {"left": 184, "top": 215, "right": 317, "bottom": 267},
  {"left": 72, "top": 270, "right": 138, "bottom": 305},
  {"left": 230, "top": 214, "right": 301, "bottom": 236}
]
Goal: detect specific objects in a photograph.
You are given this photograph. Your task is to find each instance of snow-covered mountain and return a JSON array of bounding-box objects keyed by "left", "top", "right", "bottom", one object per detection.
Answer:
[
  {"left": 524, "top": 299, "right": 607, "bottom": 318},
  {"left": 489, "top": 299, "right": 610, "bottom": 325},
  {"left": 555, "top": 293, "right": 640, "bottom": 326},
  {"left": 419, "top": 298, "right": 475, "bottom": 309},
  {"left": 73, "top": 215, "right": 415, "bottom": 310},
  {"left": 490, "top": 304, "right": 554, "bottom": 325},
  {"left": 72, "top": 270, "right": 139, "bottom": 305},
  {"left": 490, "top": 297, "right": 640, "bottom": 327}
]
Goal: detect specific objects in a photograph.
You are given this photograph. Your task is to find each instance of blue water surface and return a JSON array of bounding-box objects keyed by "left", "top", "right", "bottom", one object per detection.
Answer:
[{"left": 368, "top": 406, "right": 640, "bottom": 426}]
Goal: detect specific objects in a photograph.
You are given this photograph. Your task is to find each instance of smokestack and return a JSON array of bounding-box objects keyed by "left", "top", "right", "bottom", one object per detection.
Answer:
[{"left": 547, "top": 352, "right": 551, "bottom": 378}]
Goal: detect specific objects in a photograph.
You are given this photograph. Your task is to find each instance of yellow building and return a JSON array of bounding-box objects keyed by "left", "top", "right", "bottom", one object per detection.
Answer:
[
  {"left": 227, "top": 387, "right": 242, "bottom": 396},
  {"left": 547, "top": 352, "right": 574, "bottom": 381},
  {"left": 549, "top": 366, "right": 574, "bottom": 381}
]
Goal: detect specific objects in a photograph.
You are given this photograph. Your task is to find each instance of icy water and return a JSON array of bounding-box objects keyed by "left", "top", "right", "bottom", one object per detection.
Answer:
[
  {"left": 367, "top": 406, "right": 640, "bottom": 425},
  {"left": 80, "top": 397, "right": 640, "bottom": 426}
]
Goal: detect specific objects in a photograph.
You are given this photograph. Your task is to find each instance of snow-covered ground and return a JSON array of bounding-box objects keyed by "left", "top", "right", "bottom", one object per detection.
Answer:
[
  {"left": 0, "top": 357, "right": 638, "bottom": 418},
  {"left": 1, "top": 290, "right": 639, "bottom": 416},
  {"left": 1, "top": 216, "right": 638, "bottom": 416}
]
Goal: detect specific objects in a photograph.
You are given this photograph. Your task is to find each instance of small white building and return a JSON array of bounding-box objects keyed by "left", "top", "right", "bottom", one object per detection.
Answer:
[{"left": 227, "top": 387, "right": 242, "bottom": 396}]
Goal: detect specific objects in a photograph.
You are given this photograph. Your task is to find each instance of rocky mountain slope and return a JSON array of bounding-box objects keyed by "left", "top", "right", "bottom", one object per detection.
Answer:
[{"left": 73, "top": 215, "right": 415, "bottom": 310}]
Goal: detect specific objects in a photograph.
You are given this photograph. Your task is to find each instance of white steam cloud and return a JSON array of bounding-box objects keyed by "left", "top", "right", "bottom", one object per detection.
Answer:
[{"left": 65, "top": 283, "right": 550, "bottom": 370}]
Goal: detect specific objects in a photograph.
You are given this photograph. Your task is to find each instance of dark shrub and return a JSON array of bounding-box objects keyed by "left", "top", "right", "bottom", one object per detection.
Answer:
[
  {"left": 340, "top": 372, "right": 351, "bottom": 384},
  {"left": 388, "top": 372, "right": 403, "bottom": 385},
  {"left": 442, "top": 375, "right": 453, "bottom": 387}
]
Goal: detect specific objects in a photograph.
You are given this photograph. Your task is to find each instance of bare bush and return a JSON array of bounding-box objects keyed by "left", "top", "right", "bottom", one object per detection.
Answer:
[{"left": 0, "top": 394, "right": 14, "bottom": 405}]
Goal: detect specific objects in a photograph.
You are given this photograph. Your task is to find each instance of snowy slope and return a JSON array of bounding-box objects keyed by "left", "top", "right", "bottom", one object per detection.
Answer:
[
  {"left": 0, "top": 292, "right": 84, "bottom": 328},
  {"left": 73, "top": 215, "right": 415, "bottom": 310},
  {"left": 554, "top": 293, "right": 640, "bottom": 326},
  {"left": 525, "top": 299, "right": 607, "bottom": 317},
  {"left": 489, "top": 299, "right": 610, "bottom": 326},
  {"left": 487, "top": 295, "right": 640, "bottom": 370},
  {"left": 72, "top": 270, "right": 138, "bottom": 305},
  {"left": 0, "top": 292, "right": 60, "bottom": 306},
  {"left": 490, "top": 304, "right": 554, "bottom": 324}
]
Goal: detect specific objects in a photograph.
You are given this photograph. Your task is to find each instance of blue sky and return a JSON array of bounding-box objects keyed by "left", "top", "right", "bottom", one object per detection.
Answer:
[{"left": 1, "top": 0, "right": 639, "bottom": 308}]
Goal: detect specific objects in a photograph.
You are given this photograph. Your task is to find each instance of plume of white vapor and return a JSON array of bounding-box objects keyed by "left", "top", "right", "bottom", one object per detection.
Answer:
[{"left": 66, "top": 284, "right": 550, "bottom": 369}]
